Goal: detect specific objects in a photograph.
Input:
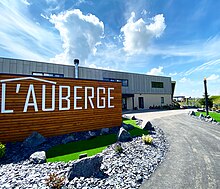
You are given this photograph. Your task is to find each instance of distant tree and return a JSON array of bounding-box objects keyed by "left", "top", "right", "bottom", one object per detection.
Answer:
[{"left": 198, "top": 96, "right": 213, "bottom": 108}]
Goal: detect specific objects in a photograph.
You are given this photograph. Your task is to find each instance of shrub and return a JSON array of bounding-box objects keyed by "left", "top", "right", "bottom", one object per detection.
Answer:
[
  {"left": 0, "top": 143, "right": 6, "bottom": 158},
  {"left": 114, "top": 143, "right": 123, "bottom": 154},
  {"left": 142, "top": 135, "right": 153, "bottom": 144},
  {"left": 45, "top": 173, "right": 65, "bottom": 189}
]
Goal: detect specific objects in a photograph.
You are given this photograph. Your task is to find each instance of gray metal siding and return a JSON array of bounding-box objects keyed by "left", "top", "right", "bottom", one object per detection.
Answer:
[{"left": 0, "top": 57, "right": 172, "bottom": 95}]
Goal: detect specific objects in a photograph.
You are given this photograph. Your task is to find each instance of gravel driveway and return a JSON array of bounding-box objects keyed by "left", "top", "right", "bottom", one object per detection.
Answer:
[{"left": 126, "top": 110, "right": 220, "bottom": 189}]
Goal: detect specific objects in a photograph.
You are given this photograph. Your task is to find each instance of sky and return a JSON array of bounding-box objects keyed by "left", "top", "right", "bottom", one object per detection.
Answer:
[{"left": 1, "top": 0, "right": 220, "bottom": 98}]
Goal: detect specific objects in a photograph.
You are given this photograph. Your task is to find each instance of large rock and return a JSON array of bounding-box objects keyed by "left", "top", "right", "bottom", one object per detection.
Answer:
[
  {"left": 23, "top": 132, "right": 46, "bottom": 148},
  {"left": 143, "top": 121, "right": 155, "bottom": 131},
  {"left": 199, "top": 113, "right": 204, "bottom": 118},
  {"left": 68, "top": 154, "right": 103, "bottom": 180},
  {"left": 117, "top": 128, "right": 132, "bottom": 142},
  {"left": 100, "top": 128, "right": 110, "bottom": 135},
  {"left": 122, "top": 123, "right": 134, "bottom": 131},
  {"left": 189, "top": 111, "right": 196, "bottom": 116},
  {"left": 29, "top": 151, "right": 46, "bottom": 164},
  {"left": 62, "top": 135, "right": 75, "bottom": 144}
]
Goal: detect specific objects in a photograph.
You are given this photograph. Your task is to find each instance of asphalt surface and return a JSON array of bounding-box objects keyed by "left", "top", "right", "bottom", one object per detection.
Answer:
[{"left": 126, "top": 110, "right": 220, "bottom": 189}]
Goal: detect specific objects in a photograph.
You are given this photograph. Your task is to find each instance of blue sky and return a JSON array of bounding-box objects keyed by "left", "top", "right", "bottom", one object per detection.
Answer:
[{"left": 1, "top": 0, "right": 220, "bottom": 97}]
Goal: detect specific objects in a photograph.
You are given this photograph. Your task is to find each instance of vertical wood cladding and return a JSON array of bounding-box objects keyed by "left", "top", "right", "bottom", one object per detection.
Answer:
[{"left": 0, "top": 74, "right": 122, "bottom": 142}]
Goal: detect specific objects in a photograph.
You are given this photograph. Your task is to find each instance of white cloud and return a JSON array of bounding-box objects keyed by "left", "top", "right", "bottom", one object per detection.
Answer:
[
  {"left": 49, "top": 9, "right": 104, "bottom": 65},
  {"left": 21, "top": 0, "right": 30, "bottom": 6},
  {"left": 184, "top": 59, "right": 220, "bottom": 76},
  {"left": 179, "top": 77, "right": 191, "bottom": 83},
  {"left": 169, "top": 72, "right": 177, "bottom": 76},
  {"left": 207, "top": 74, "right": 219, "bottom": 81},
  {"left": 0, "top": 0, "right": 61, "bottom": 61},
  {"left": 146, "top": 66, "right": 164, "bottom": 76},
  {"left": 120, "top": 12, "right": 166, "bottom": 54}
]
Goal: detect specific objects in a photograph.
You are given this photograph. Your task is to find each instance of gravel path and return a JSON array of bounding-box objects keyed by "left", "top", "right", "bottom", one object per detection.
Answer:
[{"left": 136, "top": 112, "right": 220, "bottom": 189}]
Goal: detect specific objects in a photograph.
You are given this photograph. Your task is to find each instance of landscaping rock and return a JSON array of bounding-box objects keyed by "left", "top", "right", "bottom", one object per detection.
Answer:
[
  {"left": 189, "top": 111, "right": 196, "bottom": 116},
  {"left": 100, "top": 128, "right": 110, "bottom": 135},
  {"left": 0, "top": 124, "right": 169, "bottom": 189},
  {"left": 88, "top": 131, "right": 96, "bottom": 138},
  {"left": 199, "top": 113, "right": 204, "bottom": 118},
  {"left": 117, "top": 128, "right": 132, "bottom": 142},
  {"left": 143, "top": 121, "right": 155, "bottom": 131},
  {"left": 109, "top": 126, "right": 120, "bottom": 134},
  {"left": 136, "top": 175, "right": 143, "bottom": 184},
  {"left": 29, "top": 151, "right": 46, "bottom": 164},
  {"left": 122, "top": 123, "right": 134, "bottom": 131},
  {"left": 131, "top": 116, "right": 137, "bottom": 120},
  {"left": 23, "top": 132, "right": 46, "bottom": 148},
  {"left": 68, "top": 154, "right": 103, "bottom": 180},
  {"left": 62, "top": 135, "right": 75, "bottom": 144}
]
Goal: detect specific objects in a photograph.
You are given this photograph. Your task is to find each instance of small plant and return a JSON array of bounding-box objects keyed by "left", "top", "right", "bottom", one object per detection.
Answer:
[
  {"left": 114, "top": 143, "right": 123, "bottom": 154},
  {"left": 45, "top": 173, "right": 65, "bottom": 189},
  {"left": 0, "top": 143, "right": 6, "bottom": 158},
  {"left": 142, "top": 134, "right": 153, "bottom": 144}
]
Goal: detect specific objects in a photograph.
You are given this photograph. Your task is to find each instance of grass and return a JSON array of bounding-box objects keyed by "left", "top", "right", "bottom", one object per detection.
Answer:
[
  {"left": 47, "top": 118, "right": 148, "bottom": 163},
  {"left": 46, "top": 134, "right": 117, "bottom": 162},
  {"left": 195, "top": 111, "right": 220, "bottom": 122},
  {"left": 123, "top": 119, "right": 148, "bottom": 136}
]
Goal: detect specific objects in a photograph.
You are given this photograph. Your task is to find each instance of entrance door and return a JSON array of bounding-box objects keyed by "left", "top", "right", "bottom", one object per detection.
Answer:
[
  {"left": 122, "top": 98, "right": 127, "bottom": 109},
  {"left": 138, "top": 97, "right": 144, "bottom": 109}
]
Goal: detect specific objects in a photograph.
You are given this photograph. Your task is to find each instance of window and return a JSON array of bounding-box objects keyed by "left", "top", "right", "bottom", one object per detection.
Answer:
[
  {"left": 32, "top": 72, "right": 64, "bottom": 78},
  {"left": 152, "top": 81, "right": 164, "bottom": 88},
  {"left": 103, "top": 78, "right": 128, "bottom": 87},
  {"left": 161, "top": 97, "right": 164, "bottom": 104}
]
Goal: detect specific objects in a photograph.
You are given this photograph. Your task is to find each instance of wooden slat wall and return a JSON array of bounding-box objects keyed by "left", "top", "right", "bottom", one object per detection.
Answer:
[{"left": 0, "top": 74, "right": 122, "bottom": 142}]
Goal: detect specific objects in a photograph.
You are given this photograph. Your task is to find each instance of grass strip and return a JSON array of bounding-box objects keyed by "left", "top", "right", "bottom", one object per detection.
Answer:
[
  {"left": 195, "top": 112, "right": 220, "bottom": 122},
  {"left": 47, "top": 119, "right": 148, "bottom": 162},
  {"left": 47, "top": 134, "right": 117, "bottom": 162}
]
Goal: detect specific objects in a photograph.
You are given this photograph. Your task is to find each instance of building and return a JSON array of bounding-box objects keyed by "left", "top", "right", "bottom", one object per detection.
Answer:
[{"left": 0, "top": 57, "right": 175, "bottom": 110}]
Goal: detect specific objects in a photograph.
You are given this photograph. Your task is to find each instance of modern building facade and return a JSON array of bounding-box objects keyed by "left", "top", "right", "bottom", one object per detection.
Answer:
[{"left": 0, "top": 57, "right": 175, "bottom": 110}]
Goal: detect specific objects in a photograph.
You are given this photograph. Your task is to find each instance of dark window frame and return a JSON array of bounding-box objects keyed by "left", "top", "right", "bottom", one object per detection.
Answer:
[
  {"left": 32, "top": 72, "right": 64, "bottom": 78},
  {"left": 103, "top": 78, "right": 128, "bottom": 87},
  {"left": 151, "top": 81, "right": 164, "bottom": 88}
]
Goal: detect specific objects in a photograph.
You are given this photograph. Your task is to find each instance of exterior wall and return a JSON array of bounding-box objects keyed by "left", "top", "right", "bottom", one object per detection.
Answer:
[
  {"left": 79, "top": 66, "right": 172, "bottom": 95},
  {"left": 0, "top": 57, "right": 75, "bottom": 77},
  {"left": 0, "top": 57, "right": 174, "bottom": 111},
  {"left": 134, "top": 94, "right": 172, "bottom": 109},
  {"left": 0, "top": 57, "right": 172, "bottom": 96},
  {"left": 127, "top": 97, "right": 133, "bottom": 110}
]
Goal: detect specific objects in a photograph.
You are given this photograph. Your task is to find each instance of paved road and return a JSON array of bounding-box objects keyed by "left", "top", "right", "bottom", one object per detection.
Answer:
[{"left": 126, "top": 110, "right": 220, "bottom": 189}]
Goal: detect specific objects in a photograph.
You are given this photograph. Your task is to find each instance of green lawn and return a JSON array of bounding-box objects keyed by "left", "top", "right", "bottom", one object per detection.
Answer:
[
  {"left": 123, "top": 119, "right": 148, "bottom": 136},
  {"left": 195, "top": 111, "right": 220, "bottom": 122},
  {"left": 47, "top": 118, "right": 148, "bottom": 162}
]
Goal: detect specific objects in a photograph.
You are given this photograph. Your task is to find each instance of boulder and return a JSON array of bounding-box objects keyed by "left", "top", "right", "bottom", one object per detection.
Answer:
[
  {"left": 189, "top": 111, "right": 196, "bottom": 116},
  {"left": 100, "top": 128, "right": 110, "bottom": 135},
  {"left": 68, "top": 154, "right": 103, "bottom": 180},
  {"left": 62, "top": 135, "right": 75, "bottom": 144},
  {"left": 131, "top": 116, "right": 136, "bottom": 120},
  {"left": 110, "top": 126, "right": 120, "bottom": 134},
  {"left": 29, "top": 151, "right": 46, "bottom": 164},
  {"left": 143, "top": 121, "right": 155, "bottom": 131},
  {"left": 117, "top": 127, "right": 132, "bottom": 142},
  {"left": 122, "top": 123, "right": 134, "bottom": 131},
  {"left": 23, "top": 132, "right": 46, "bottom": 148},
  {"left": 199, "top": 113, "right": 204, "bottom": 117}
]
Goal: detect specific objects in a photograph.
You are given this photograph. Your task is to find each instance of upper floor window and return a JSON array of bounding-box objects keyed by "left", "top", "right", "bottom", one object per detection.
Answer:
[
  {"left": 103, "top": 78, "right": 128, "bottom": 87},
  {"left": 32, "top": 72, "right": 64, "bottom": 78},
  {"left": 152, "top": 81, "right": 164, "bottom": 88}
]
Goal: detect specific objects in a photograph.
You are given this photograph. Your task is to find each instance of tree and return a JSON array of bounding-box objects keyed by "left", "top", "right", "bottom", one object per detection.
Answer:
[{"left": 198, "top": 96, "right": 213, "bottom": 108}]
